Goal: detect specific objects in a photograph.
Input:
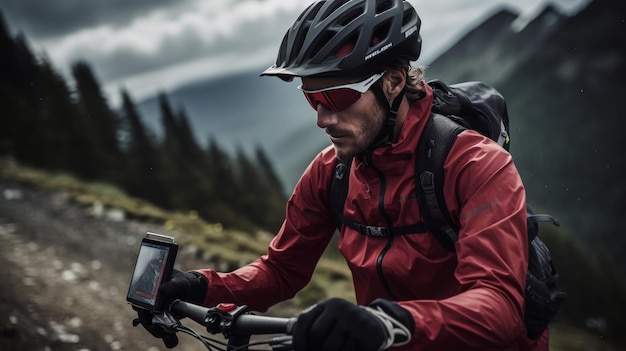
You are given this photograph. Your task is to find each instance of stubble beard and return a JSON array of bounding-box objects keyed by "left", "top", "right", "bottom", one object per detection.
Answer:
[{"left": 334, "top": 103, "right": 386, "bottom": 162}]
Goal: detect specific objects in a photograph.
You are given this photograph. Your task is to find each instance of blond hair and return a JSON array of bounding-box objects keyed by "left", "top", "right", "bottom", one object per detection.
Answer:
[{"left": 381, "top": 57, "right": 426, "bottom": 103}]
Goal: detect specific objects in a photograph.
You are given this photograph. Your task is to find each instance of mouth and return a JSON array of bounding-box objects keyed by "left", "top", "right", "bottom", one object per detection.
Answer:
[
  {"left": 329, "top": 135, "right": 343, "bottom": 144},
  {"left": 328, "top": 133, "right": 348, "bottom": 144},
  {"left": 327, "top": 129, "right": 349, "bottom": 142}
]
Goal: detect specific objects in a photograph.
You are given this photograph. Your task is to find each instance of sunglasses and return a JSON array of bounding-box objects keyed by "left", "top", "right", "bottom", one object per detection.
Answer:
[{"left": 297, "top": 72, "right": 385, "bottom": 112}]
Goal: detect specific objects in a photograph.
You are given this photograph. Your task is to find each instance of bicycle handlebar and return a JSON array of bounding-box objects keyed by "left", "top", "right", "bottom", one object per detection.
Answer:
[
  {"left": 171, "top": 300, "right": 297, "bottom": 335},
  {"left": 160, "top": 300, "right": 297, "bottom": 350}
]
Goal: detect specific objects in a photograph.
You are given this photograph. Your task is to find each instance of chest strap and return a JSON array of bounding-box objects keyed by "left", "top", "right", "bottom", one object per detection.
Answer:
[{"left": 329, "top": 160, "right": 429, "bottom": 238}]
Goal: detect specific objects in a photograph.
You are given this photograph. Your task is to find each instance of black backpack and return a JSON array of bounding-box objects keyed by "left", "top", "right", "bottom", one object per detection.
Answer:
[{"left": 328, "top": 79, "right": 567, "bottom": 339}]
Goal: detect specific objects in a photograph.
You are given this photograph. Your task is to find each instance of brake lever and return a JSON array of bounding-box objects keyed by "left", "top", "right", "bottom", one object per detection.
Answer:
[
  {"left": 151, "top": 311, "right": 181, "bottom": 333},
  {"left": 270, "top": 335, "right": 293, "bottom": 350}
]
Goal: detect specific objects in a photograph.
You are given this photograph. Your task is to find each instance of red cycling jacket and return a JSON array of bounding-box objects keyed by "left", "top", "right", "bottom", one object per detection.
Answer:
[{"left": 195, "top": 85, "right": 548, "bottom": 350}]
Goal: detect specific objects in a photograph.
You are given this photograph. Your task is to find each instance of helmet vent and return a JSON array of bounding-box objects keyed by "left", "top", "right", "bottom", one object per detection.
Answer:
[
  {"left": 335, "top": 6, "right": 364, "bottom": 27},
  {"left": 319, "top": 0, "right": 352, "bottom": 22},
  {"left": 402, "top": 9, "right": 417, "bottom": 26},
  {"left": 276, "top": 34, "right": 288, "bottom": 65},
  {"left": 372, "top": 20, "right": 392, "bottom": 45},
  {"left": 331, "top": 32, "right": 359, "bottom": 58},
  {"left": 308, "top": 31, "right": 337, "bottom": 59},
  {"left": 291, "top": 25, "right": 310, "bottom": 62},
  {"left": 375, "top": 0, "right": 394, "bottom": 14}
]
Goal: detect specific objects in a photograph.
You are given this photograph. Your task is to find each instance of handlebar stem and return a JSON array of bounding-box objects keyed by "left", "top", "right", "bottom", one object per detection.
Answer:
[{"left": 206, "top": 304, "right": 250, "bottom": 338}]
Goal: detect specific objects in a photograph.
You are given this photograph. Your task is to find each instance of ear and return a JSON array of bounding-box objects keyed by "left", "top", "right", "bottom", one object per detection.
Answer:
[{"left": 382, "top": 68, "right": 406, "bottom": 103}]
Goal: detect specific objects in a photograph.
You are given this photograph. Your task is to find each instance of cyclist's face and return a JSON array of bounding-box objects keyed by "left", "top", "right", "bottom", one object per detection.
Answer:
[{"left": 301, "top": 76, "right": 385, "bottom": 162}]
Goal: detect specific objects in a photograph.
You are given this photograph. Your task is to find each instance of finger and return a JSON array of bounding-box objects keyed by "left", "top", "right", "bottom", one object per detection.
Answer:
[
  {"left": 309, "top": 309, "right": 335, "bottom": 343},
  {"left": 294, "top": 304, "right": 324, "bottom": 351},
  {"left": 162, "top": 333, "right": 179, "bottom": 349},
  {"left": 158, "top": 280, "right": 176, "bottom": 298},
  {"left": 319, "top": 323, "right": 347, "bottom": 351}
]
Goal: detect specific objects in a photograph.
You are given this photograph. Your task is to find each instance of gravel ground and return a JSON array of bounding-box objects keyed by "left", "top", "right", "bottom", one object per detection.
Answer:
[{"left": 0, "top": 177, "right": 253, "bottom": 351}]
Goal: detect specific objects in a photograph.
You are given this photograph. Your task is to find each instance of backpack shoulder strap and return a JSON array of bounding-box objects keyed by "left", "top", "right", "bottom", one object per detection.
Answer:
[
  {"left": 329, "top": 158, "right": 352, "bottom": 230},
  {"left": 415, "top": 113, "right": 466, "bottom": 251},
  {"left": 328, "top": 156, "right": 429, "bottom": 237}
]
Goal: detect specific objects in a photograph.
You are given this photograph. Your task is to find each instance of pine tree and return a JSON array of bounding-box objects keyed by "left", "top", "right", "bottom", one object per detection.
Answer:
[
  {"left": 255, "top": 146, "right": 285, "bottom": 196},
  {"left": 158, "top": 92, "right": 181, "bottom": 155},
  {"left": 156, "top": 92, "right": 216, "bottom": 216},
  {"left": 38, "top": 57, "right": 103, "bottom": 179},
  {"left": 72, "top": 61, "right": 126, "bottom": 184},
  {"left": 234, "top": 147, "right": 284, "bottom": 231},
  {"left": 119, "top": 89, "right": 169, "bottom": 208},
  {"left": 205, "top": 137, "right": 243, "bottom": 228},
  {"left": 0, "top": 21, "right": 47, "bottom": 165},
  {"left": 175, "top": 106, "right": 206, "bottom": 164}
]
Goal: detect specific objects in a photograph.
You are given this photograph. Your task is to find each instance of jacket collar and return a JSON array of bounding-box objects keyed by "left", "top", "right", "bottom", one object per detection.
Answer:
[{"left": 361, "top": 83, "right": 434, "bottom": 168}]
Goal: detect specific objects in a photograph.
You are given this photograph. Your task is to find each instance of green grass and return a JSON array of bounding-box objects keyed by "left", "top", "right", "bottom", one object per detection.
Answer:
[{"left": 0, "top": 161, "right": 355, "bottom": 306}]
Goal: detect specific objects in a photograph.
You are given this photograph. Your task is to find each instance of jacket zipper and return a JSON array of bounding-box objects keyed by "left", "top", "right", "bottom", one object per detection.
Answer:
[{"left": 369, "top": 158, "right": 399, "bottom": 301}]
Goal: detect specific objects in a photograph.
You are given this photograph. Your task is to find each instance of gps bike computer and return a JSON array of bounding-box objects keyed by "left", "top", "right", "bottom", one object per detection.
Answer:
[{"left": 127, "top": 232, "right": 178, "bottom": 312}]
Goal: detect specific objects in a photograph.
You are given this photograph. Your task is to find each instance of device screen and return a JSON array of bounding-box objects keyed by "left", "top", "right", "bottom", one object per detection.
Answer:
[{"left": 127, "top": 234, "right": 177, "bottom": 311}]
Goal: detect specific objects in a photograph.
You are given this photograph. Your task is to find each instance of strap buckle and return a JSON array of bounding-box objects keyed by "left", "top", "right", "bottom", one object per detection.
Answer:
[{"left": 351, "top": 223, "right": 389, "bottom": 237}]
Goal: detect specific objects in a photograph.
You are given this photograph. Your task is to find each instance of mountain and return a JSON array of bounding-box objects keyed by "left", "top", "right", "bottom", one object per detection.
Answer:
[{"left": 425, "top": 5, "right": 567, "bottom": 86}]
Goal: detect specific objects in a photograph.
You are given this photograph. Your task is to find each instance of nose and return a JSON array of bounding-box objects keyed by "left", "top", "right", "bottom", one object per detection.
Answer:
[{"left": 316, "top": 104, "right": 338, "bottom": 129}]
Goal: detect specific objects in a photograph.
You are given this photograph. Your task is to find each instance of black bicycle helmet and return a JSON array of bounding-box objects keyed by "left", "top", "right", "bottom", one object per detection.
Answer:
[{"left": 261, "top": 0, "right": 422, "bottom": 80}]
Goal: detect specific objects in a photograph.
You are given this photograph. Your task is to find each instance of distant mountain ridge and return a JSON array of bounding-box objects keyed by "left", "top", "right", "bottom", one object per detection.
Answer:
[{"left": 424, "top": 4, "right": 567, "bottom": 85}]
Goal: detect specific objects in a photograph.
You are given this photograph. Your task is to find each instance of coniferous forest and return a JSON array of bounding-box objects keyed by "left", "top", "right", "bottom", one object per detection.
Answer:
[{"left": 0, "top": 12, "right": 286, "bottom": 233}]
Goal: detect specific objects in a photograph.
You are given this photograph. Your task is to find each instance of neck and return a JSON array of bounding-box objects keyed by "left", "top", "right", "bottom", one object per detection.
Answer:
[{"left": 391, "top": 97, "right": 409, "bottom": 142}]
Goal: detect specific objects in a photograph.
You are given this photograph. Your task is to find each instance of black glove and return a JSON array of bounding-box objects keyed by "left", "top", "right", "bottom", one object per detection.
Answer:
[
  {"left": 132, "top": 307, "right": 179, "bottom": 348},
  {"left": 132, "top": 270, "right": 207, "bottom": 348},
  {"left": 293, "top": 297, "right": 413, "bottom": 351},
  {"left": 159, "top": 270, "right": 208, "bottom": 305}
]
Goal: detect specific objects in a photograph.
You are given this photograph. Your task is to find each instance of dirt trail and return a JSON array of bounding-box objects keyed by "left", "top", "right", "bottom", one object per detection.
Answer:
[{"left": 0, "top": 177, "right": 231, "bottom": 351}]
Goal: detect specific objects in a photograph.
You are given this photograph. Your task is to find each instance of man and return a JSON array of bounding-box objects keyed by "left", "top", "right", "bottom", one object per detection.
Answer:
[{"left": 137, "top": 0, "right": 546, "bottom": 350}]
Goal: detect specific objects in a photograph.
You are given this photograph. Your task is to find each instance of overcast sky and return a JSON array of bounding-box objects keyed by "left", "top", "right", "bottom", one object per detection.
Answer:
[{"left": 0, "top": 0, "right": 589, "bottom": 106}]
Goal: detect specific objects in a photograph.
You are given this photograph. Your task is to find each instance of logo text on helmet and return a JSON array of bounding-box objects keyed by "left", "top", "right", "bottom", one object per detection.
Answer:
[
  {"left": 404, "top": 25, "right": 418, "bottom": 38},
  {"left": 364, "top": 43, "right": 393, "bottom": 61}
]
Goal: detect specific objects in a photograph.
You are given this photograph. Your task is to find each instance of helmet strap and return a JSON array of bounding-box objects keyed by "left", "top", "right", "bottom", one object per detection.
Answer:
[{"left": 360, "top": 82, "right": 406, "bottom": 159}]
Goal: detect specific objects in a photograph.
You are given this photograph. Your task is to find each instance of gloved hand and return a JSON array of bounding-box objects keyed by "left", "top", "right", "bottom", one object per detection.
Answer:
[
  {"left": 132, "top": 270, "right": 208, "bottom": 348},
  {"left": 159, "top": 270, "right": 208, "bottom": 305},
  {"left": 293, "top": 297, "right": 413, "bottom": 351},
  {"left": 132, "top": 307, "right": 179, "bottom": 348}
]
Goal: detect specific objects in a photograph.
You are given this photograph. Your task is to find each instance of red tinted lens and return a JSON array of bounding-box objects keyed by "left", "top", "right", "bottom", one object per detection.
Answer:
[{"left": 303, "top": 88, "right": 361, "bottom": 112}]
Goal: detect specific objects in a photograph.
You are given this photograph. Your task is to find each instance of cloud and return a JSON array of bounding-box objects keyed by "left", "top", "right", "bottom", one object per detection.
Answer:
[
  {"left": 0, "top": 0, "right": 193, "bottom": 38},
  {"left": 23, "top": 0, "right": 310, "bottom": 83}
]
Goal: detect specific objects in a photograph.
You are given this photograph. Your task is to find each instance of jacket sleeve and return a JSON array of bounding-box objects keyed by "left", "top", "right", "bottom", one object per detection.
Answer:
[
  {"left": 194, "top": 150, "right": 338, "bottom": 312},
  {"left": 398, "top": 131, "right": 530, "bottom": 350}
]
